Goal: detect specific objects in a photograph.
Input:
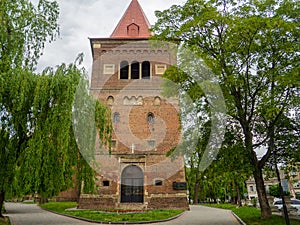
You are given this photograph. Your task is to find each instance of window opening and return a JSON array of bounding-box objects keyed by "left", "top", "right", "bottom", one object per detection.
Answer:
[
  {"left": 155, "top": 180, "right": 163, "bottom": 186},
  {"left": 148, "top": 113, "right": 154, "bottom": 123},
  {"left": 142, "top": 61, "right": 150, "bottom": 79},
  {"left": 131, "top": 61, "right": 139, "bottom": 79},
  {"left": 103, "top": 181, "right": 110, "bottom": 186},
  {"left": 120, "top": 61, "right": 129, "bottom": 79},
  {"left": 113, "top": 112, "right": 120, "bottom": 123}
]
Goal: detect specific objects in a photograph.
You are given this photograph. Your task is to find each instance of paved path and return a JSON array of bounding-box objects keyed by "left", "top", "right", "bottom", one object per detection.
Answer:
[
  {"left": 5, "top": 203, "right": 98, "bottom": 225},
  {"left": 156, "top": 205, "right": 240, "bottom": 225},
  {"left": 5, "top": 203, "right": 240, "bottom": 225}
]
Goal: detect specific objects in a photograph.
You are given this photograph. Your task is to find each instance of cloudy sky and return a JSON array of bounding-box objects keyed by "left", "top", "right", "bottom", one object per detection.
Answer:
[{"left": 36, "top": 0, "right": 184, "bottom": 74}]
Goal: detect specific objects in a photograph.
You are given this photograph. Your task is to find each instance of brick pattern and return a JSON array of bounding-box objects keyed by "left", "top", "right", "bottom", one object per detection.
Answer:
[
  {"left": 110, "top": 0, "right": 151, "bottom": 38},
  {"left": 79, "top": 5, "right": 188, "bottom": 209}
]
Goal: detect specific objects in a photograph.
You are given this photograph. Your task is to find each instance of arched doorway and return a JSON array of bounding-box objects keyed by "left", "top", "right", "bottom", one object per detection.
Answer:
[{"left": 121, "top": 165, "right": 144, "bottom": 203}]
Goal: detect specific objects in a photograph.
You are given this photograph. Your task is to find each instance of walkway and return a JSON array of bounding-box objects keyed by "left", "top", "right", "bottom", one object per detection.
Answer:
[{"left": 5, "top": 203, "right": 240, "bottom": 225}]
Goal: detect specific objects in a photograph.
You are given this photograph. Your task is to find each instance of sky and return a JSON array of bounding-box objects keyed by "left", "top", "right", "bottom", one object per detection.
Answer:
[{"left": 36, "top": 0, "right": 185, "bottom": 74}]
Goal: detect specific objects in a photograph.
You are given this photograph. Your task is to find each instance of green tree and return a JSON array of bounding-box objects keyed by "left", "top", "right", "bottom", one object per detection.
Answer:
[
  {"left": 0, "top": 0, "right": 59, "bottom": 216},
  {"left": 0, "top": 0, "right": 59, "bottom": 71},
  {"left": 152, "top": 0, "right": 299, "bottom": 219},
  {"left": 269, "top": 184, "right": 280, "bottom": 198},
  {"left": 0, "top": 0, "right": 112, "bottom": 217},
  {"left": 0, "top": 61, "right": 112, "bottom": 215}
]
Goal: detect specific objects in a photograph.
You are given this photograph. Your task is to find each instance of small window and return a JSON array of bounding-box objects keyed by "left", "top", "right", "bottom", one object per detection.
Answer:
[
  {"left": 154, "top": 96, "right": 161, "bottom": 106},
  {"left": 111, "top": 140, "right": 117, "bottom": 150},
  {"left": 148, "top": 113, "right": 154, "bottom": 123},
  {"left": 107, "top": 96, "right": 114, "bottom": 105},
  {"left": 142, "top": 61, "right": 150, "bottom": 79},
  {"left": 120, "top": 61, "right": 129, "bottom": 79},
  {"left": 103, "top": 180, "right": 110, "bottom": 186},
  {"left": 131, "top": 61, "right": 140, "bottom": 79},
  {"left": 155, "top": 180, "right": 163, "bottom": 186},
  {"left": 250, "top": 185, "right": 254, "bottom": 192},
  {"left": 113, "top": 112, "right": 120, "bottom": 123}
]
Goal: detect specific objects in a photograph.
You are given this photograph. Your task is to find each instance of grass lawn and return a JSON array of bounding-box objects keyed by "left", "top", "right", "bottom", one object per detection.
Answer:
[
  {"left": 0, "top": 205, "right": 9, "bottom": 225},
  {"left": 40, "top": 202, "right": 184, "bottom": 223},
  {"left": 0, "top": 217, "right": 10, "bottom": 225},
  {"left": 204, "top": 203, "right": 300, "bottom": 225}
]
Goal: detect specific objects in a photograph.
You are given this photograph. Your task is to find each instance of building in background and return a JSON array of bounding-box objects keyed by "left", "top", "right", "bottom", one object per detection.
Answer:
[{"left": 246, "top": 169, "right": 300, "bottom": 200}]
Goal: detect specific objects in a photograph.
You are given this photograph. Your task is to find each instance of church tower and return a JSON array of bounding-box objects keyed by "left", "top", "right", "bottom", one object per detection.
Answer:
[{"left": 79, "top": 0, "right": 189, "bottom": 210}]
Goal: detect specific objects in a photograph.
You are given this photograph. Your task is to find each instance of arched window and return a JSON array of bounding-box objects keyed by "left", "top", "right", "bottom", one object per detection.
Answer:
[
  {"left": 131, "top": 61, "right": 139, "bottom": 79},
  {"left": 148, "top": 113, "right": 154, "bottom": 123},
  {"left": 121, "top": 165, "right": 144, "bottom": 203},
  {"left": 142, "top": 61, "right": 150, "bottom": 79},
  {"left": 106, "top": 96, "right": 114, "bottom": 105},
  {"left": 154, "top": 96, "right": 161, "bottom": 106},
  {"left": 113, "top": 112, "right": 120, "bottom": 123},
  {"left": 120, "top": 61, "right": 129, "bottom": 79}
]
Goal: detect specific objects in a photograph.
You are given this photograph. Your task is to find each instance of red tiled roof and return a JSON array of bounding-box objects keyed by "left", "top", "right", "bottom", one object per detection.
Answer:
[{"left": 110, "top": 0, "right": 151, "bottom": 38}]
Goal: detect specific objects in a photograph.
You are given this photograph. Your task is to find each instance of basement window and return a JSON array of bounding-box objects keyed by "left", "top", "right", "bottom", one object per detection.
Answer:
[
  {"left": 103, "top": 180, "right": 110, "bottom": 186},
  {"left": 155, "top": 180, "right": 163, "bottom": 186}
]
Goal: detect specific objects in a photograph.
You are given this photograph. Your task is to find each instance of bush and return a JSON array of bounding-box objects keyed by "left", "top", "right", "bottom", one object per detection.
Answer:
[{"left": 269, "top": 184, "right": 290, "bottom": 198}]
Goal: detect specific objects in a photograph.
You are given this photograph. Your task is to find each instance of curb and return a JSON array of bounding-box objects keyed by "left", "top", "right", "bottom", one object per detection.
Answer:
[
  {"left": 231, "top": 212, "right": 246, "bottom": 225},
  {"left": 41, "top": 207, "right": 187, "bottom": 224}
]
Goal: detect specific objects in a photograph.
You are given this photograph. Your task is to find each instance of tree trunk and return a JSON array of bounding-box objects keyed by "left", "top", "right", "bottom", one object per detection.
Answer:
[
  {"left": 193, "top": 183, "right": 199, "bottom": 204},
  {"left": 0, "top": 191, "right": 5, "bottom": 218},
  {"left": 253, "top": 164, "right": 272, "bottom": 219},
  {"left": 243, "top": 123, "right": 272, "bottom": 219},
  {"left": 39, "top": 198, "right": 48, "bottom": 205},
  {"left": 236, "top": 183, "right": 241, "bottom": 207}
]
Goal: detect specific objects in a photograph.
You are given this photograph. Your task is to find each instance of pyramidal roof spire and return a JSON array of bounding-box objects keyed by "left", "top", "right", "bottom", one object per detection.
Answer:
[{"left": 110, "top": 0, "right": 151, "bottom": 38}]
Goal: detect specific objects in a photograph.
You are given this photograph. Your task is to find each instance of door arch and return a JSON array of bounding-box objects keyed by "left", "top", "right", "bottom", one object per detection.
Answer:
[{"left": 121, "top": 165, "right": 144, "bottom": 203}]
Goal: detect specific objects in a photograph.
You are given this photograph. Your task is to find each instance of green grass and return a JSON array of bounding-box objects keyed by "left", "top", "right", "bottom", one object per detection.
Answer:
[
  {"left": 204, "top": 203, "right": 300, "bottom": 225},
  {"left": 0, "top": 217, "right": 10, "bottom": 225},
  {"left": 40, "top": 202, "right": 184, "bottom": 223}
]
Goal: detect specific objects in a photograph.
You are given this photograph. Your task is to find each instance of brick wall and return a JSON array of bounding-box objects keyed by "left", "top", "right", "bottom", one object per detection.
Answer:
[{"left": 78, "top": 39, "right": 188, "bottom": 211}]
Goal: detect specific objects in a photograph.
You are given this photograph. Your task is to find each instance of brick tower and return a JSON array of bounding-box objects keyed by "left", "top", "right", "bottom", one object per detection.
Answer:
[{"left": 79, "top": 0, "right": 189, "bottom": 210}]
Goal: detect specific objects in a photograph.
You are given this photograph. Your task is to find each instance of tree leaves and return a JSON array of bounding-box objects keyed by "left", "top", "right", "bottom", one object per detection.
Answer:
[
  {"left": 152, "top": 0, "right": 299, "bottom": 218},
  {"left": 0, "top": 0, "right": 59, "bottom": 71}
]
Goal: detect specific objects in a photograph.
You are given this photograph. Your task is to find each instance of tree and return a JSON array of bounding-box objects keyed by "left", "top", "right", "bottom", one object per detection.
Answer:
[
  {"left": 1, "top": 0, "right": 59, "bottom": 216},
  {"left": 0, "top": 0, "right": 59, "bottom": 71},
  {"left": 152, "top": 0, "right": 299, "bottom": 219},
  {"left": 0, "top": 0, "right": 112, "bottom": 217}
]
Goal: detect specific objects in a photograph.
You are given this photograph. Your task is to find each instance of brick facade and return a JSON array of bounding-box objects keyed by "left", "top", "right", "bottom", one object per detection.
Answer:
[{"left": 78, "top": 0, "right": 188, "bottom": 211}]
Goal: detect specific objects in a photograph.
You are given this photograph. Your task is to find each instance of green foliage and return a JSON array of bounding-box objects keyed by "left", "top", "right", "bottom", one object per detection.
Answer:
[
  {"left": 152, "top": 0, "right": 299, "bottom": 219},
  {"left": 0, "top": 218, "right": 9, "bottom": 225},
  {"left": 251, "top": 198, "right": 258, "bottom": 207},
  {"left": 0, "top": 0, "right": 112, "bottom": 206},
  {"left": 269, "top": 184, "right": 290, "bottom": 198},
  {"left": 1, "top": 61, "right": 112, "bottom": 200},
  {"left": 206, "top": 204, "right": 300, "bottom": 225},
  {"left": 0, "top": 0, "right": 59, "bottom": 71}
]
